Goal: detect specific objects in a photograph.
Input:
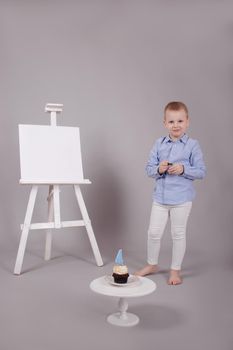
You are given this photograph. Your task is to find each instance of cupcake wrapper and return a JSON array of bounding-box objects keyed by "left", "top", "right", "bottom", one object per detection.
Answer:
[{"left": 112, "top": 273, "right": 129, "bottom": 284}]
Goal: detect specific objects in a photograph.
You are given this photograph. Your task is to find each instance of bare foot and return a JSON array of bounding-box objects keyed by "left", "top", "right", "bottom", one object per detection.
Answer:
[
  {"left": 134, "top": 264, "right": 158, "bottom": 276},
  {"left": 168, "top": 269, "right": 182, "bottom": 285}
]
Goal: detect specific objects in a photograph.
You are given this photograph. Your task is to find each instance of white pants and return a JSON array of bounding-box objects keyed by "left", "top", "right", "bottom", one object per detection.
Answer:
[{"left": 147, "top": 201, "right": 192, "bottom": 270}]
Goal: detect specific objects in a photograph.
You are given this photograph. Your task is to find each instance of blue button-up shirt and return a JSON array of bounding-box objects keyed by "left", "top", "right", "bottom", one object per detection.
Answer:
[{"left": 146, "top": 134, "right": 206, "bottom": 205}]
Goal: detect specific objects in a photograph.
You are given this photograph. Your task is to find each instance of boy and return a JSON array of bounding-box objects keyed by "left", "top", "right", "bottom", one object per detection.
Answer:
[{"left": 135, "top": 101, "right": 206, "bottom": 285}]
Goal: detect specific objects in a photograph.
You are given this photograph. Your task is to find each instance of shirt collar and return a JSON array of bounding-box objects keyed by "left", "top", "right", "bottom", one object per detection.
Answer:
[{"left": 164, "top": 133, "right": 189, "bottom": 144}]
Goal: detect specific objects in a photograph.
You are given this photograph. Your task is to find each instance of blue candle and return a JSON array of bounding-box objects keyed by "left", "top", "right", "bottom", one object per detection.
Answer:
[{"left": 115, "top": 249, "right": 124, "bottom": 265}]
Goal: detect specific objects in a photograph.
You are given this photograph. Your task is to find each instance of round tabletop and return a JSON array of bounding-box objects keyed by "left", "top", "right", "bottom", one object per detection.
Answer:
[{"left": 90, "top": 275, "right": 156, "bottom": 298}]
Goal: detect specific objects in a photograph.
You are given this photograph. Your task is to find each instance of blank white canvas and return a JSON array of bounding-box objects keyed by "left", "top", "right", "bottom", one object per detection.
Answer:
[{"left": 19, "top": 125, "right": 85, "bottom": 184}]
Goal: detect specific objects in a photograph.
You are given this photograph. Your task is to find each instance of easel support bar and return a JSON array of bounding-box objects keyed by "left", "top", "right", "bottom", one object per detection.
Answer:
[{"left": 21, "top": 220, "right": 85, "bottom": 230}]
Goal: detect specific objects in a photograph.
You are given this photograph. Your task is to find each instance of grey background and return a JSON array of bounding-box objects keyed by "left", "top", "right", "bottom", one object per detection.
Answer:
[{"left": 0, "top": 1, "right": 233, "bottom": 350}]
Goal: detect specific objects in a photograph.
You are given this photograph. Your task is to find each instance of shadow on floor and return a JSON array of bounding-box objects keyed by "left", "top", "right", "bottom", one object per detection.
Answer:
[{"left": 131, "top": 303, "right": 185, "bottom": 330}]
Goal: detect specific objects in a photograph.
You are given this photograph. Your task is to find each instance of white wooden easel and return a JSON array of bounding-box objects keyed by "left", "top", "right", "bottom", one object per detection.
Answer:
[{"left": 14, "top": 103, "right": 103, "bottom": 275}]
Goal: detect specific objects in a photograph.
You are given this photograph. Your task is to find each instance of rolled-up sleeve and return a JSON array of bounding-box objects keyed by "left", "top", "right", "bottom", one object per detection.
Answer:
[{"left": 181, "top": 141, "right": 206, "bottom": 180}]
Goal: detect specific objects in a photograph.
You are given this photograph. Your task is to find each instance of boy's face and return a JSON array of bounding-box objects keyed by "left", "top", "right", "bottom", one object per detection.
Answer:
[{"left": 164, "top": 109, "right": 189, "bottom": 140}]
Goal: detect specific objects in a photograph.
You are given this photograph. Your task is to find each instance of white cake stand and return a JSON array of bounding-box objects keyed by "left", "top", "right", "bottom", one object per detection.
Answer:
[{"left": 90, "top": 275, "right": 156, "bottom": 327}]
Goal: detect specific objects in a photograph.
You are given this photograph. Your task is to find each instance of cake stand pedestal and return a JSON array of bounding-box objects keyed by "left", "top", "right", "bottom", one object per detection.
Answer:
[
  {"left": 90, "top": 276, "right": 156, "bottom": 327},
  {"left": 107, "top": 297, "right": 139, "bottom": 326}
]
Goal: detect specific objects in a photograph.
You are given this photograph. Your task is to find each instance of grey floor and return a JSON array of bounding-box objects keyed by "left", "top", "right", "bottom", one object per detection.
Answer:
[{"left": 0, "top": 248, "right": 232, "bottom": 350}]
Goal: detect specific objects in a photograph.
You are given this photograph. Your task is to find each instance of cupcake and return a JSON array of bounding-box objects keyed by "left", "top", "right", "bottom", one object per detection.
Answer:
[{"left": 112, "top": 249, "right": 129, "bottom": 284}]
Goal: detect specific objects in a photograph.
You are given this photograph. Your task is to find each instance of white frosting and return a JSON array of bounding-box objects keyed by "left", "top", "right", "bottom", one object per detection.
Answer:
[{"left": 113, "top": 265, "right": 128, "bottom": 274}]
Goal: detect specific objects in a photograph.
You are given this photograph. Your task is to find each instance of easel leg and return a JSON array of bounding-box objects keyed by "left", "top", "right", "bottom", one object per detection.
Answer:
[
  {"left": 44, "top": 185, "right": 54, "bottom": 261},
  {"left": 53, "top": 185, "right": 61, "bottom": 228},
  {"left": 74, "top": 185, "right": 103, "bottom": 266},
  {"left": 14, "top": 185, "right": 38, "bottom": 275}
]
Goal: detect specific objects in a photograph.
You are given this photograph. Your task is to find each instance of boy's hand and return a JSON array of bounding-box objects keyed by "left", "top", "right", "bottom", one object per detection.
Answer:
[
  {"left": 167, "top": 163, "right": 184, "bottom": 175},
  {"left": 158, "top": 160, "right": 170, "bottom": 174}
]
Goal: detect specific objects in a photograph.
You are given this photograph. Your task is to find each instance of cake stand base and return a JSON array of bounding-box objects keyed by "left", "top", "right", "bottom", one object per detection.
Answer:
[{"left": 107, "top": 312, "right": 139, "bottom": 327}]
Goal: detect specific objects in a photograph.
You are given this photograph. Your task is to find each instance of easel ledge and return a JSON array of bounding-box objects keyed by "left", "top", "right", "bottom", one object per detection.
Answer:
[{"left": 19, "top": 179, "right": 91, "bottom": 185}]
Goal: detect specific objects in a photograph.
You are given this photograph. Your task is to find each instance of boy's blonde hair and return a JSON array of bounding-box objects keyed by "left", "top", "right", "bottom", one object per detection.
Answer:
[{"left": 164, "top": 101, "right": 189, "bottom": 118}]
